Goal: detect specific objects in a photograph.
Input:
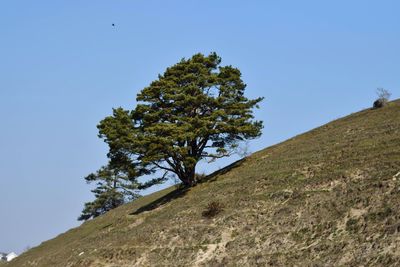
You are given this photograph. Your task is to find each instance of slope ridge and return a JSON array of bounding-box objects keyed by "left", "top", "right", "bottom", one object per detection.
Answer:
[{"left": 9, "top": 100, "right": 400, "bottom": 266}]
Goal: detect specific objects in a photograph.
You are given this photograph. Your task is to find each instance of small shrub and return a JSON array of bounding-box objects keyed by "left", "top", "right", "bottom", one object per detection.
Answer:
[
  {"left": 373, "top": 88, "right": 391, "bottom": 109},
  {"left": 373, "top": 98, "right": 385, "bottom": 109},
  {"left": 202, "top": 201, "right": 224, "bottom": 218},
  {"left": 365, "top": 206, "right": 392, "bottom": 222},
  {"left": 195, "top": 172, "right": 207, "bottom": 183},
  {"left": 346, "top": 218, "right": 360, "bottom": 232}
]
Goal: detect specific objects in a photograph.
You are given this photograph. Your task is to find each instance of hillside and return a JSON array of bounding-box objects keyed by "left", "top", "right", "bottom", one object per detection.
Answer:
[{"left": 8, "top": 100, "right": 400, "bottom": 266}]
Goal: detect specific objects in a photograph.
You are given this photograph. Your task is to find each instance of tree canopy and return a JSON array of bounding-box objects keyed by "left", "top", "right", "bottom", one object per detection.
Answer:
[{"left": 98, "top": 52, "right": 263, "bottom": 187}]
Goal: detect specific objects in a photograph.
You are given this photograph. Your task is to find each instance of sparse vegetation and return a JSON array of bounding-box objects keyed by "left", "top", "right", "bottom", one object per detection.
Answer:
[
  {"left": 364, "top": 206, "right": 393, "bottom": 222},
  {"left": 7, "top": 99, "right": 400, "bottom": 267}
]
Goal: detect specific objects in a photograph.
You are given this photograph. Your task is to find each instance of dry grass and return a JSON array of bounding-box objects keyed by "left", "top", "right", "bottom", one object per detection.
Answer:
[{"left": 7, "top": 100, "right": 400, "bottom": 267}]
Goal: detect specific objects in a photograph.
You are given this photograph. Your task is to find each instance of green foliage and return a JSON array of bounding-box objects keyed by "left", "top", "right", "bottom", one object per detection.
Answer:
[
  {"left": 78, "top": 160, "right": 164, "bottom": 221},
  {"left": 78, "top": 164, "right": 138, "bottom": 221},
  {"left": 98, "top": 52, "right": 264, "bottom": 186}
]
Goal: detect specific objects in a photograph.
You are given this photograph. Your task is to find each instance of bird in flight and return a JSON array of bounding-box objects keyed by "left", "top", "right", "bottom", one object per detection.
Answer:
[{"left": 112, "top": 23, "right": 115, "bottom": 27}]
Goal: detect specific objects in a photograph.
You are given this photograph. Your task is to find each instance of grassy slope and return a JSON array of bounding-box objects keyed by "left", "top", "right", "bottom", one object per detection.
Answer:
[{"left": 9, "top": 100, "right": 400, "bottom": 267}]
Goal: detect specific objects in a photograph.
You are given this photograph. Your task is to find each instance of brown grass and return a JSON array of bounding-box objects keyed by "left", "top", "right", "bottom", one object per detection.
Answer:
[{"left": 7, "top": 100, "right": 400, "bottom": 267}]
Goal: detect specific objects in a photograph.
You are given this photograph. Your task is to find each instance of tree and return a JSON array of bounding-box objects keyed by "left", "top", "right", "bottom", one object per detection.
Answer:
[
  {"left": 78, "top": 157, "right": 163, "bottom": 221},
  {"left": 98, "top": 52, "right": 263, "bottom": 187},
  {"left": 78, "top": 163, "right": 136, "bottom": 221}
]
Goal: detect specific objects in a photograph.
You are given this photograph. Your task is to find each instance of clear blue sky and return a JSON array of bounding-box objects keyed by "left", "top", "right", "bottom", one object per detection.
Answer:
[{"left": 0, "top": 0, "right": 399, "bottom": 254}]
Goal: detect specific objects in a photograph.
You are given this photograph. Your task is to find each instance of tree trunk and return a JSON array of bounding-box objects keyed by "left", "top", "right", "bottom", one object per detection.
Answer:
[{"left": 180, "top": 166, "right": 196, "bottom": 187}]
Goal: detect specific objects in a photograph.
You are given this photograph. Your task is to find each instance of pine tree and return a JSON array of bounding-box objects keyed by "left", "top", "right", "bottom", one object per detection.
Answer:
[
  {"left": 78, "top": 157, "right": 163, "bottom": 221},
  {"left": 98, "top": 52, "right": 263, "bottom": 187},
  {"left": 78, "top": 163, "right": 137, "bottom": 221}
]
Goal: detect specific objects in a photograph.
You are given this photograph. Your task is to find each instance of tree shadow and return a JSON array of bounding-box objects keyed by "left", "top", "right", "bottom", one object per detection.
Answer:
[
  {"left": 130, "top": 186, "right": 189, "bottom": 215},
  {"left": 130, "top": 158, "right": 246, "bottom": 216},
  {"left": 198, "top": 158, "right": 246, "bottom": 184}
]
